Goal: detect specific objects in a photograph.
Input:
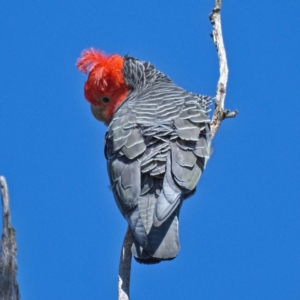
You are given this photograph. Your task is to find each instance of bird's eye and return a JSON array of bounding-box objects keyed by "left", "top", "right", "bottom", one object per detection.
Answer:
[{"left": 102, "top": 97, "right": 110, "bottom": 104}]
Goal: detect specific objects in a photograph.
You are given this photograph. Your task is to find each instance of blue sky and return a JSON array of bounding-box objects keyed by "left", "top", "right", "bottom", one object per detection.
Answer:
[{"left": 0, "top": 0, "right": 299, "bottom": 299}]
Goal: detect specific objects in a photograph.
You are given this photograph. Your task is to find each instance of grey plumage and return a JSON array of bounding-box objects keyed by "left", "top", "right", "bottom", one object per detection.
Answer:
[{"left": 105, "top": 57, "right": 211, "bottom": 263}]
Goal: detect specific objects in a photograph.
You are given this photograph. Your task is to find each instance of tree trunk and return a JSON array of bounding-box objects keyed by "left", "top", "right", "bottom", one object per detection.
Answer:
[{"left": 0, "top": 176, "right": 20, "bottom": 300}]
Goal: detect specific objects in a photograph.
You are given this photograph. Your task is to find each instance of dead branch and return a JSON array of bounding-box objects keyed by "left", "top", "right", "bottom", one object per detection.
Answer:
[
  {"left": 0, "top": 176, "right": 20, "bottom": 300},
  {"left": 209, "top": 0, "right": 238, "bottom": 139},
  {"left": 118, "top": 226, "right": 133, "bottom": 300}
]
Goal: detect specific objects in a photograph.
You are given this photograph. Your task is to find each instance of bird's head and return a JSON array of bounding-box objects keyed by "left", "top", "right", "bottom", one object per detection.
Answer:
[{"left": 76, "top": 48, "right": 130, "bottom": 124}]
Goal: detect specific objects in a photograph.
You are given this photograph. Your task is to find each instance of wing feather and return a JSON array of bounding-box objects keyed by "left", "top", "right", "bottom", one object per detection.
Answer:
[{"left": 105, "top": 58, "right": 211, "bottom": 262}]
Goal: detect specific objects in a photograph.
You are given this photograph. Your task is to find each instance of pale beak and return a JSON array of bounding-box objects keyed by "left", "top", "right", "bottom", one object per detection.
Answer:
[{"left": 90, "top": 105, "right": 105, "bottom": 122}]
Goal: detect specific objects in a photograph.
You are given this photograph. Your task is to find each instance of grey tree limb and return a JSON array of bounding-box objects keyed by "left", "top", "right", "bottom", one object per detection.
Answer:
[
  {"left": 0, "top": 176, "right": 20, "bottom": 300},
  {"left": 118, "top": 226, "right": 133, "bottom": 300},
  {"left": 209, "top": 0, "right": 238, "bottom": 139},
  {"left": 117, "top": 1, "right": 236, "bottom": 299}
]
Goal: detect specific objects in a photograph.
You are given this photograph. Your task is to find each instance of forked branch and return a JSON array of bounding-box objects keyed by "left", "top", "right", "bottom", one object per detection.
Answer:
[{"left": 209, "top": 0, "right": 238, "bottom": 138}]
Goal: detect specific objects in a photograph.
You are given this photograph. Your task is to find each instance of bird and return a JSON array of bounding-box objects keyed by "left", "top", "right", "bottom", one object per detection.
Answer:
[{"left": 76, "top": 48, "right": 211, "bottom": 264}]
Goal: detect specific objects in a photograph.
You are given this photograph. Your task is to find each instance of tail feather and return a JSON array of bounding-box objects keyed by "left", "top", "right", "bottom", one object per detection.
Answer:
[{"left": 130, "top": 206, "right": 181, "bottom": 264}]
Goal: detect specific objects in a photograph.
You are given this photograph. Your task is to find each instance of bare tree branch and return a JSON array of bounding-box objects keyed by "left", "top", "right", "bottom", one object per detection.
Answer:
[
  {"left": 117, "top": 2, "right": 237, "bottom": 299},
  {"left": 209, "top": 0, "right": 238, "bottom": 139},
  {"left": 0, "top": 176, "right": 20, "bottom": 300},
  {"left": 118, "top": 226, "right": 133, "bottom": 300}
]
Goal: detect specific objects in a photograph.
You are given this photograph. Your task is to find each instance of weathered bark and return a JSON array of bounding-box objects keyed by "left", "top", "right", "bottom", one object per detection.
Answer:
[
  {"left": 117, "top": 1, "right": 237, "bottom": 299},
  {"left": 118, "top": 226, "right": 133, "bottom": 300},
  {"left": 0, "top": 176, "right": 20, "bottom": 300},
  {"left": 209, "top": 0, "right": 238, "bottom": 138}
]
